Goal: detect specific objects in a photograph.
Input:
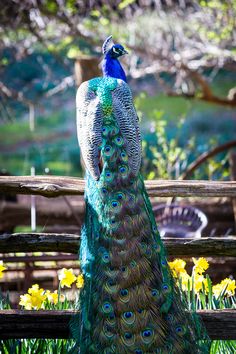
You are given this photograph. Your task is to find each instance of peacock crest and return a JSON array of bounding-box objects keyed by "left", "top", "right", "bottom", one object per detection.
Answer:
[{"left": 102, "top": 35, "right": 114, "bottom": 55}]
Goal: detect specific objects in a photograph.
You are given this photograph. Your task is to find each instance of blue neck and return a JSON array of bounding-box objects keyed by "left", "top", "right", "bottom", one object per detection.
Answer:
[{"left": 102, "top": 53, "right": 127, "bottom": 82}]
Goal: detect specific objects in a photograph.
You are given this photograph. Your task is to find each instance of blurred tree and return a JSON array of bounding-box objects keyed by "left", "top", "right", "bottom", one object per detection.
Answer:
[{"left": 0, "top": 0, "right": 236, "bottom": 116}]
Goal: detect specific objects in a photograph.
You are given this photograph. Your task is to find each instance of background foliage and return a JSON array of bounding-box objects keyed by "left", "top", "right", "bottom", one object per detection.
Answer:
[{"left": 0, "top": 1, "right": 236, "bottom": 179}]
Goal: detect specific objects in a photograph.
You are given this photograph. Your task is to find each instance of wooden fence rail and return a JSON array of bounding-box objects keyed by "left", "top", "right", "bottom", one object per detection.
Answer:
[
  {"left": 1, "top": 233, "right": 236, "bottom": 257},
  {"left": 0, "top": 309, "right": 235, "bottom": 340},
  {"left": 0, "top": 176, "right": 236, "bottom": 197}
]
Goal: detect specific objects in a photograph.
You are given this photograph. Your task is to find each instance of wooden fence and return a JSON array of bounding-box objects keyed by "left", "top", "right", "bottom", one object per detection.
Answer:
[{"left": 0, "top": 176, "right": 236, "bottom": 340}]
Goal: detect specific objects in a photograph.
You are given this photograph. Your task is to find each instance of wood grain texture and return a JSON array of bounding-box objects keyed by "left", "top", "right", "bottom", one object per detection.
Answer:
[
  {"left": 0, "top": 176, "right": 236, "bottom": 197},
  {"left": 1, "top": 233, "right": 236, "bottom": 256},
  {"left": 0, "top": 309, "right": 235, "bottom": 339},
  {"left": 0, "top": 199, "right": 234, "bottom": 235}
]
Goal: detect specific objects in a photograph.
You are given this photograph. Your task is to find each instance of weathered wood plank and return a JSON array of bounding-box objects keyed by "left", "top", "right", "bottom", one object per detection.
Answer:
[
  {"left": 0, "top": 176, "right": 236, "bottom": 197},
  {"left": 0, "top": 310, "right": 72, "bottom": 339},
  {"left": 0, "top": 176, "right": 84, "bottom": 198},
  {"left": 0, "top": 309, "right": 235, "bottom": 339},
  {"left": 1, "top": 199, "right": 234, "bottom": 235},
  {"left": 1, "top": 233, "right": 236, "bottom": 257},
  {"left": 0, "top": 200, "right": 84, "bottom": 232},
  {"left": 164, "top": 236, "right": 236, "bottom": 257},
  {"left": 0, "top": 233, "right": 79, "bottom": 254},
  {"left": 198, "top": 309, "right": 236, "bottom": 340}
]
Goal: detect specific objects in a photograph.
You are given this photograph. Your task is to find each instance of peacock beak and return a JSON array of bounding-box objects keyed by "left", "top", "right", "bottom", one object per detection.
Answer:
[{"left": 122, "top": 49, "right": 128, "bottom": 55}]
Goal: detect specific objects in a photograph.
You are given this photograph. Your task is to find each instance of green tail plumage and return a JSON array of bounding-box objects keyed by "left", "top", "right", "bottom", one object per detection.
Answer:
[{"left": 71, "top": 77, "right": 211, "bottom": 353}]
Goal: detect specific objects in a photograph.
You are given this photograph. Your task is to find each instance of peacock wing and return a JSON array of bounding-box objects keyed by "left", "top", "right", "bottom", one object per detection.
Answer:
[
  {"left": 112, "top": 79, "right": 142, "bottom": 177},
  {"left": 76, "top": 80, "right": 103, "bottom": 180}
]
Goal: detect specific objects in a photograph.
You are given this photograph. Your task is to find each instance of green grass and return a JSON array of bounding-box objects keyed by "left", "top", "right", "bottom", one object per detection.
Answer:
[
  {"left": 135, "top": 92, "right": 236, "bottom": 123},
  {"left": 135, "top": 93, "right": 192, "bottom": 121}
]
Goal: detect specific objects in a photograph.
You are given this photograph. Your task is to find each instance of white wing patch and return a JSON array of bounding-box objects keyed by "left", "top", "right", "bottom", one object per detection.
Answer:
[
  {"left": 76, "top": 81, "right": 103, "bottom": 180},
  {"left": 112, "top": 80, "right": 142, "bottom": 176}
]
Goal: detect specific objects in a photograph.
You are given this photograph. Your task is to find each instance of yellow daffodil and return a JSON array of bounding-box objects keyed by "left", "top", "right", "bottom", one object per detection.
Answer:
[
  {"left": 202, "top": 277, "right": 209, "bottom": 293},
  {"left": 179, "top": 273, "right": 192, "bottom": 292},
  {"left": 0, "top": 261, "right": 7, "bottom": 279},
  {"left": 46, "top": 290, "right": 65, "bottom": 305},
  {"left": 76, "top": 274, "right": 84, "bottom": 289},
  {"left": 170, "top": 257, "right": 235, "bottom": 299},
  {"left": 168, "top": 259, "right": 187, "bottom": 278},
  {"left": 192, "top": 257, "right": 209, "bottom": 275},
  {"left": 225, "top": 279, "right": 236, "bottom": 296},
  {"left": 29, "top": 293, "right": 46, "bottom": 310},
  {"left": 28, "top": 284, "right": 44, "bottom": 296},
  {"left": 19, "top": 284, "right": 47, "bottom": 310},
  {"left": 58, "top": 268, "right": 77, "bottom": 288},
  {"left": 212, "top": 283, "right": 222, "bottom": 298},
  {"left": 193, "top": 274, "right": 208, "bottom": 293},
  {"left": 19, "top": 294, "right": 33, "bottom": 310},
  {"left": 213, "top": 278, "right": 236, "bottom": 297}
]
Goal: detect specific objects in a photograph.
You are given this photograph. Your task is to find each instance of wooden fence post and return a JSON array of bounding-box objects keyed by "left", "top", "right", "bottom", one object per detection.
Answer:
[
  {"left": 75, "top": 56, "right": 101, "bottom": 87},
  {"left": 229, "top": 152, "right": 236, "bottom": 229}
]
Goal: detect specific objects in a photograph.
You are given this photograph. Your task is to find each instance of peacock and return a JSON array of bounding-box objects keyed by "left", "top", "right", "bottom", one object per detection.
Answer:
[{"left": 71, "top": 35, "right": 211, "bottom": 354}]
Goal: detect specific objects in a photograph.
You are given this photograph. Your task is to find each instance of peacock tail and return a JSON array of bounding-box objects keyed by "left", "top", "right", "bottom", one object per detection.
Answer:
[{"left": 71, "top": 76, "right": 211, "bottom": 353}]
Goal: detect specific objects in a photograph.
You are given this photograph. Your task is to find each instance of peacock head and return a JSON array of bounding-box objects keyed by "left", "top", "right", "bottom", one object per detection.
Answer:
[{"left": 102, "top": 35, "right": 128, "bottom": 59}]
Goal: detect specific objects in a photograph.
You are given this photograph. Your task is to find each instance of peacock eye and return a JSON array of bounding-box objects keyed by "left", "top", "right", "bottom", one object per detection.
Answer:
[
  {"left": 105, "top": 170, "right": 113, "bottom": 182},
  {"left": 124, "top": 332, "right": 132, "bottom": 339},
  {"left": 117, "top": 192, "right": 124, "bottom": 200},
  {"left": 120, "top": 151, "right": 128, "bottom": 162},
  {"left": 124, "top": 311, "right": 132, "bottom": 318},
  {"left": 120, "top": 289, "right": 128, "bottom": 296},
  {"left": 153, "top": 243, "right": 161, "bottom": 252},
  {"left": 113, "top": 135, "right": 124, "bottom": 147},
  {"left": 102, "top": 302, "right": 113, "bottom": 314},
  {"left": 166, "top": 314, "right": 174, "bottom": 322},
  {"left": 161, "top": 259, "right": 167, "bottom": 266},
  {"left": 102, "top": 252, "right": 110, "bottom": 263},
  {"left": 175, "top": 325, "right": 186, "bottom": 336},
  {"left": 108, "top": 279, "right": 115, "bottom": 286},
  {"left": 151, "top": 289, "right": 159, "bottom": 297},
  {"left": 113, "top": 47, "right": 119, "bottom": 54},
  {"left": 142, "top": 329, "right": 153, "bottom": 338},
  {"left": 140, "top": 243, "right": 147, "bottom": 251},
  {"left": 162, "top": 283, "right": 170, "bottom": 292}
]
